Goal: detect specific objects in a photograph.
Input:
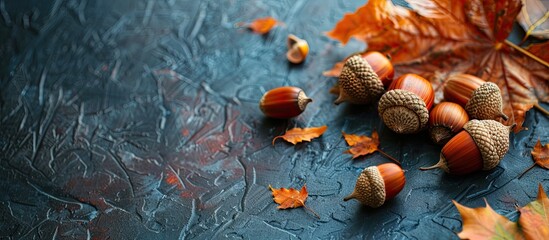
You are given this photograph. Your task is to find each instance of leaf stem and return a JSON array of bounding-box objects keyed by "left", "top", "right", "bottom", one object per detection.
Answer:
[
  {"left": 518, "top": 163, "right": 537, "bottom": 179},
  {"left": 377, "top": 150, "right": 401, "bottom": 165},
  {"left": 504, "top": 40, "right": 549, "bottom": 69},
  {"left": 534, "top": 103, "right": 549, "bottom": 116},
  {"left": 303, "top": 204, "right": 321, "bottom": 219}
]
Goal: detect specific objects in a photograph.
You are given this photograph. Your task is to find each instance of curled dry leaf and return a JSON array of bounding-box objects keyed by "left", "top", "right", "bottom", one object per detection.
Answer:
[
  {"left": 241, "top": 17, "right": 280, "bottom": 35},
  {"left": 342, "top": 131, "right": 400, "bottom": 164},
  {"left": 326, "top": 0, "right": 549, "bottom": 132},
  {"left": 519, "top": 139, "right": 549, "bottom": 178},
  {"left": 454, "top": 183, "right": 549, "bottom": 240},
  {"left": 517, "top": 0, "right": 549, "bottom": 39},
  {"left": 269, "top": 185, "right": 320, "bottom": 218},
  {"left": 272, "top": 125, "right": 327, "bottom": 145}
]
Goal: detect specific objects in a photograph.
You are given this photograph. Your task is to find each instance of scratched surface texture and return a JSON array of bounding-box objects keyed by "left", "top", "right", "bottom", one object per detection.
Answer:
[{"left": 0, "top": 0, "right": 548, "bottom": 239}]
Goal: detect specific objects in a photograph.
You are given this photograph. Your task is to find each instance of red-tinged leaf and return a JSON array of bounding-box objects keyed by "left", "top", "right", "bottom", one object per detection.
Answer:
[
  {"left": 245, "top": 17, "right": 279, "bottom": 34},
  {"left": 327, "top": 0, "right": 549, "bottom": 132},
  {"left": 453, "top": 199, "right": 522, "bottom": 239},
  {"left": 272, "top": 126, "right": 327, "bottom": 145},
  {"left": 518, "top": 184, "right": 549, "bottom": 240},
  {"left": 532, "top": 139, "right": 549, "bottom": 168}
]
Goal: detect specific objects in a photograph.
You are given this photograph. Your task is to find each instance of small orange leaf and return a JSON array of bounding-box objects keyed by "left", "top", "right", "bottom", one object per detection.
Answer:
[
  {"left": 518, "top": 184, "right": 549, "bottom": 240},
  {"left": 342, "top": 131, "right": 380, "bottom": 159},
  {"left": 269, "top": 185, "right": 308, "bottom": 209},
  {"left": 245, "top": 17, "right": 279, "bottom": 35},
  {"left": 272, "top": 126, "right": 327, "bottom": 145},
  {"left": 532, "top": 139, "right": 549, "bottom": 168},
  {"left": 453, "top": 199, "right": 521, "bottom": 239}
]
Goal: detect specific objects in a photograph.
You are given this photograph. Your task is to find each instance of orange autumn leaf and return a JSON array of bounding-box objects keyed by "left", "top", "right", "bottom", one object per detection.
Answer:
[
  {"left": 269, "top": 185, "right": 320, "bottom": 218},
  {"left": 519, "top": 139, "right": 549, "bottom": 178},
  {"left": 532, "top": 139, "right": 549, "bottom": 168},
  {"left": 453, "top": 200, "right": 521, "bottom": 239},
  {"left": 454, "top": 183, "right": 549, "bottom": 240},
  {"left": 342, "top": 131, "right": 380, "bottom": 159},
  {"left": 245, "top": 17, "right": 279, "bottom": 34},
  {"left": 342, "top": 131, "right": 400, "bottom": 163},
  {"left": 518, "top": 184, "right": 549, "bottom": 240},
  {"left": 269, "top": 185, "right": 308, "bottom": 209},
  {"left": 326, "top": 0, "right": 549, "bottom": 132},
  {"left": 272, "top": 125, "right": 327, "bottom": 145}
]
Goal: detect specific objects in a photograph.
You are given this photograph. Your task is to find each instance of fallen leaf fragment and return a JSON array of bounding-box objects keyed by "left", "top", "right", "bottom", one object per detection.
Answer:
[
  {"left": 326, "top": 0, "right": 549, "bottom": 132},
  {"left": 241, "top": 17, "right": 280, "bottom": 35},
  {"left": 342, "top": 131, "right": 399, "bottom": 164},
  {"left": 272, "top": 125, "right": 327, "bottom": 145},
  {"left": 453, "top": 199, "right": 521, "bottom": 240},
  {"left": 518, "top": 184, "right": 549, "bottom": 240},
  {"left": 454, "top": 183, "right": 549, "bottom": 240},
  {"left": 520, "top": 139, "right": 549, "bottom": 178},
  {"left": 517, "top": 0, "right": 549, "bottom": 40},
  {"left": 269, "top": 185, "right": 319, "bottom": 218}
]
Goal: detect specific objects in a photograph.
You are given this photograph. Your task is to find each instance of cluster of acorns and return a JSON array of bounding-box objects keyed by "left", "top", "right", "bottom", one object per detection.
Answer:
[{"left": 259, "top": 52, "right": 514, "bottom": 208}]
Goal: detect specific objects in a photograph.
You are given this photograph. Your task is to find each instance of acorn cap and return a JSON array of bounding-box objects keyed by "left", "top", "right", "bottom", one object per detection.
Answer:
[
  {"left": 335, "top": 55, "right": 385, "bottom": 105},
  {"left": 465, "top": 82, "right": 508, "bottom": 121},
  {"left": 463, "top": 119, "right": 512, "bottom": 170},
  {"left": 343, "top": 166, "right": 385, "bottom": 208},
  {"left": 378, "top": 89, "right": 430, "bottom": 134}
]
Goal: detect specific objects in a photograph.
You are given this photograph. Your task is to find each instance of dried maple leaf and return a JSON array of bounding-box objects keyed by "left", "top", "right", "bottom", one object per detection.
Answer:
[
  {"left": 342, "top": 131, "right": 399, "bottom": 164},
  {"left": 454, "top": 183, "right": 549, "bottom": 239},
  {"left": 326, "top": 0, "right": 549, "bottom": 132},
  {"left": 269, "top": 185, "right": 319, "bottom": 218},
  {"left": 272, "top": 125, "right": 327, "bottom": 145},
  {"left": 519, "top": 139, "right": 549, "bottom": 178},
  {"left": 240, "top": 17, "right": 280, "bottom": 35}
]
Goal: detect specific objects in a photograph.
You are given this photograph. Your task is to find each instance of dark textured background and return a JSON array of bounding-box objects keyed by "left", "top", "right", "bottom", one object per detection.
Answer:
[{"left": 1, "top": 0, "right": 548, "bottom": 239}]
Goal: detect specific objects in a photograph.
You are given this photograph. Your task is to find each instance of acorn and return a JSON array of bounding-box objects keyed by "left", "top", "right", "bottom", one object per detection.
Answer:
[
  {"left": 378, "top": 74, "right": 435, "bottom": 134},
  {"left": 259, "top": 86, "right": 312, "bottom": 119},
  {"left": 334, "top": 52, "right": 394, "bottom": 105},
  {"left": 443, "top": 74, "right": 508, "bottom": 121},
  {"left": 429, "top": 102, "right": 469, "bottom": 145},
  {"left": 286, "top": 34, "right": 309, "bottom": 64},
  {"left": 344, "top": 163, "right": 405, "bottom": 208},
  {"left": 420, "top": 119, "right": 515, "bottom": 175}
]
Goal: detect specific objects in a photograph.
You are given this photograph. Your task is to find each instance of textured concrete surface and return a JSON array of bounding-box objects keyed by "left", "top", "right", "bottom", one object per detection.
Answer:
[{"left": 0, "top": 0, "right": 548, "bottom": 239}]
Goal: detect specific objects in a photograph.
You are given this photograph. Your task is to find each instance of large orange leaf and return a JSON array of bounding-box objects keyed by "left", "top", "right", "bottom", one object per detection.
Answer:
[
  {"left": 453, "top": 200, "right": 521, "bottom": 239},
  {"left": 518, "top": 184, "right": 549, "bottom": 240},
  {"left": 272, "top": 125, "right": 327, "bottom": 145},
  {"left": 326, "top": 0, "right": 549, "bottom": 132},
  {"left": 342, "top": 131, "right": 400, "bottom": 164},
  {"left": 454, "top": 183, "right": 549, "bottom": 239}
]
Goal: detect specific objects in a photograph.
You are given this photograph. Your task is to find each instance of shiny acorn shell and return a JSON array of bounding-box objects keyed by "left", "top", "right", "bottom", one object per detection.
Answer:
[
  {"left": 378, "top": 74, "right": 434, "bottom": 134},
  {"left": 344, "top": 163, "right": 405, "bottom": 207},
  {"left": 259, "top": 86, "right": 312, "bottom": 119},
  {"left": 429, "top": 102, "right": 469, "bottom": 145},
  {"left": 334, "top": 52, "right": 394, "bottom": 105},
  {"left": 286, "top": 34, "right": 309, "bottom": 64},
  {"left": 421, "top": 119, "right": 514, "bottom": 175},
  {"left": 443, "top": 74, "right": 508, "bottom": 121}
]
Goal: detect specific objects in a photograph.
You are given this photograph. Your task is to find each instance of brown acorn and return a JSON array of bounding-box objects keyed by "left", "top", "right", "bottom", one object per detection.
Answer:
[
  {"left": 420, "top": 119, "right": 515, "bottom": 175},
  {"left": 378, "top": 74, "right": 435, "bottom": 134},
  {"left": 343, "top": 163, "right": 405, "bottom": 207},
  {"left": 286, "top": 34, "right": 309, "bottom": 64},
  {"left": 334, "top": 52, "right": 394, "bottom": 105},
  {"left": 443, "top": 74, "right": 508, "bottom": 121},
  {"left": 429, "top": 102, "right": 469, "bottom": 145},
  {"left": 259, "top": 86, "right": 312, "bottom": 119}
]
